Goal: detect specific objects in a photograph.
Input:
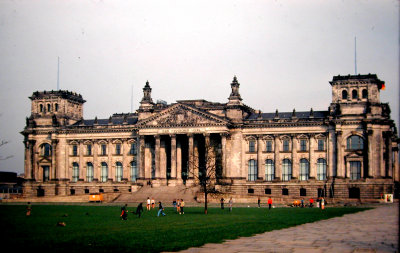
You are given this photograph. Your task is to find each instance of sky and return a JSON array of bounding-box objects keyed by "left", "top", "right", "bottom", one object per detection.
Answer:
[{"left": 0, "top": 0, "right": 398, "bottom": 175}]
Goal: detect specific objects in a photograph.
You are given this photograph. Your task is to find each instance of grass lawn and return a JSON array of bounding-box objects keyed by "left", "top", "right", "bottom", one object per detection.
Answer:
[{"left": 0, "top": 204, "right": 367, "bottom": 253}]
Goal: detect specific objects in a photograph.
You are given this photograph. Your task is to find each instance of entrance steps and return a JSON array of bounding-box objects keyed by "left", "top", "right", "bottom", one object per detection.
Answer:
[{"left": 113, "top": 185, "right": 200, "bottom": 204}]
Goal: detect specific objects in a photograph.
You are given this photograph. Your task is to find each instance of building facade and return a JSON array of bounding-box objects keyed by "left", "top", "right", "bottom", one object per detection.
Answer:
[{"left": 22, "top": 74, "right": 399, "bottom": 200}]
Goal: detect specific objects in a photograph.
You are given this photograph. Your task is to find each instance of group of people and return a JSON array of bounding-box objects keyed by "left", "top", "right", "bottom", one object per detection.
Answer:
[
  {"left": 146, "top": 197, "right": 156, "bottom": 210},
  {"left": 219, "top": 197, "right": 234, "bottom": 211},
  {"left": 172, "top": 199, "right": 185, "bottom": 214},
  {"left": 120, "top": 202, "right": 144, "bottom": 220}
]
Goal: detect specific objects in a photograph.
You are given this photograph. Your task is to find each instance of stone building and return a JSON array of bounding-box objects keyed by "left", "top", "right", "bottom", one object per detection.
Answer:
[{"left": 21, "top": 74, "right": 399, "bottom": 200}]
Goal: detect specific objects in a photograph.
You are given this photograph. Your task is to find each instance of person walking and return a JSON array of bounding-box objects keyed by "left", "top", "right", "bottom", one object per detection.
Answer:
[
  {"left": 157, "top": 201, "right": 166, "bottom": 217},
  {"left": 309, "top": 197, "right": 314, "bottom": 208},
  {"left": 177, "top": 198, "right": 181, "bottom": 213},
  {"left": 136, "top": 203, "right": 144, "bottom": 218},
  {"left": 147, "top": 197, "right": 151, "bottom": 211},
  {"left": 26, "top": 202, "right": 32, "bottom": 216},
  {"left": 121, "top": 204, "right": 128, "bottom": 220},
  {"left": 258, "top": 197, "right": 261, "bottom": 208},
  {"left": 151, "top": 197, "right": 155, "bottom": 209},
  {"left": 220, "top": 197, "right": 224, "bottom": 209},
  {"left": 173, "top": 199, "right": 177, "bottom": 211},
  {"left": 180, "top": 199, "right": 185, "bottom": 214},
  {"left": 228, "top": 197, "right": 233, "bottom": 212},
  {"left": 301, "top": 198, "right": 304, "bottom": 208},
  {"left": 267, "top": 197, "right": 272, "bottom": 210}
]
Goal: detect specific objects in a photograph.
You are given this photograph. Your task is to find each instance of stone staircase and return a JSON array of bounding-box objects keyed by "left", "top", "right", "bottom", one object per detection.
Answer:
[{"left": 113, "top": 185, "right": 200, "bottom": 204}]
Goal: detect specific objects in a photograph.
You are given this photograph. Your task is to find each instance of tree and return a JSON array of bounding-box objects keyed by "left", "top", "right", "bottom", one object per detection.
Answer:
[{"left": 187, "top": 137, "right": 222, "bottom": 214}]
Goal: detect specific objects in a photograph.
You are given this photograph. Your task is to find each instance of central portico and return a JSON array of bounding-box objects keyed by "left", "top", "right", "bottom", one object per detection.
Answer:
[{"left": 137, "top": 101, "right": 230, "bottom": 186}]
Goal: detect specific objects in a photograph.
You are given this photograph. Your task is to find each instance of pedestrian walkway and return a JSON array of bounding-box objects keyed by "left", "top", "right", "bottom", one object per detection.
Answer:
[{"left": 177, "top": 204, "right": 399, "bottom": 253}]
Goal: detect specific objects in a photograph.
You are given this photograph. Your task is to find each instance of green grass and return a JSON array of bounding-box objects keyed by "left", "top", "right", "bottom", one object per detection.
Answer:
[{"left": 0, "top": 204, "right": 367, "bottom": 253}]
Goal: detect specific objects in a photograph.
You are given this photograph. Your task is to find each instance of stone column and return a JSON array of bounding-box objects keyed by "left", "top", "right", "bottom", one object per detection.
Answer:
[
  {"left": 79, "top": 140, "right": 84, "bottom": 180},
  {"left": 257, "top": 135, "right": 263, "bottom": 180},
  {"left": 155, "top": 135, "right": 160, "bottom": 179},
  {"left": 274, "top": 135, "right": 280, "bottom": 180},
  {"left": 367, "top": 130, "right": 374, "bottom": 178},
  {"left": 188, "top": 134, "right": 195, "bottom": 178},
  {"left": 139, "top": 136, "right": 145, "bottom": 180},
  {"left": 108, "top": 140, "right": 113, "bottom": 181},
  {"left": 393, "top": 147, "right": 399, "bottom": 182},
  {"left": 328, "top": 128, "right": 336, "bottom": 178},
  {"left": 291, "top": 135, "right": 298, "bottom": 179},
  {"left": 309, "top": 135, "right": 315, "bottom": 179},
  {"left": 93, "top": 141, "right": 98, "bottom": 181},
  {"left": 176, "top": 138, "right": 182, "bottom": 181},
  {"left": 386, "top": 133, "right": 393, "bottom": 178},
  {"left": 336, "top": 131, "right": 344, "bottom": 178},
  {"left": 122, "top": 139, "right": 128, "bottom": 180},
  {"left": 24, "top": 141, "right": 32, "bottom": 180},
  {"left": 170, "top": 134, "right": 177, "bottom": 179},
  {"left": 221, "top": 134, "right": 227, "bottom": 178},
  {"left": 160, "top": 137, "right": 167, "bottom": 181}
]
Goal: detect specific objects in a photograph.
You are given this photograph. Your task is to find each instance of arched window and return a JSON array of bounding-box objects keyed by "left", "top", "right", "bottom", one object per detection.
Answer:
[
  {"left": 39, "top": 104, "right": 44, "bottom": 113},
  {"left": 352, "top": 89, "right": 358, "bottom": 99},
  {"left": 131, "top": 161, "right": 137, "bottom": 182},
  {"left": 317, "top": 158, "right": 327, "bottom": 180},
  {"left": 116, "top": 162, "right": 123, "bottom": 182},
  {"left": 299, "top": 158, "right": 309, "bottom": 181},
  {"left": 130, "top": 143, "right": 136, "bottom": 155},
  {"left": 86, "top": 162, "right": 94, "bottom": 182},
  {"left": 101, "top": 162, "right": 108, "bottom": 182},
  {"left": 347, "top": 135, "right": 364, "bottom": 150},
  {"left": 265, "top": 159, "right": 274, "bottom": 181},
  {"left": 282, "top": 159, "right": 292, "bottom": 181},
  {"left": 41, "top": 143, "right": 52, "bottom": 157},
  {"left": 42, "top": 166, "right": 50, "bottom": 181},
  {"left": 342, "top": 90, "right": 348, "bottom": 100},
  {"left": 47, "top": 104, "right": 51, "bottom": 112},
  {"left": 72, "top": 162, "right": 79, "bottom": 182},
  {"left": 362, "top": 89, "right": 368, "bottom": 99},
  {"left": 300, "top": 139, "right": 307, "bottom": 151},
  {"left": 55, "top": 103, "right": 59, "bottom": 112},
  {"left": 248, "top": 159, "right": 257, "bottom": 181}
]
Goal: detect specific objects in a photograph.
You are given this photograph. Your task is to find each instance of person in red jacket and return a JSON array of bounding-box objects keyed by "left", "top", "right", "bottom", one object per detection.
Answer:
[
  {"left": 309, "top": 198, "right": 314, "bottom": 208},
  {"left": 267, "top": 197, "right": 273, "bottom": 210}
]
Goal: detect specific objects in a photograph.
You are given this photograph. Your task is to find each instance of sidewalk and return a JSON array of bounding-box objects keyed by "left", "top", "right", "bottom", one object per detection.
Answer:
[{"left": 177, "top": 204, "right": 399, "bottom": 253}]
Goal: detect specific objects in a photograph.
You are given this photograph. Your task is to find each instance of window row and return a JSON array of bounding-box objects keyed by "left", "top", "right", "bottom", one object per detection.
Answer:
[
  {"left": 341, "top": 88, "right": 368, "bottom": 100},
  {"left": 39, "top": 103, "right": 59, "bottom": 113},
  {"left": 71, "top": 161, "right": 138, "bottom": 183},
  {"left": 70, "top": 143, "right": 137, "bottom": 156},
  {"left": 248, "top": 139, "right": 326, "bottom": 153},
  {"left": 248, "top": 158, "right": 327, "bottom": 181}
]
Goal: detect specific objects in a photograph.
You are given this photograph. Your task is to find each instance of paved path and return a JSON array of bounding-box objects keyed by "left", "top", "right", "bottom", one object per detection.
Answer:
[{"left": 177, "top": 204, "right": 399, "bottom": 253}]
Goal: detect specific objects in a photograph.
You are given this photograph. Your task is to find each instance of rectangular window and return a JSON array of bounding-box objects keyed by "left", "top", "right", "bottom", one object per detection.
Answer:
[
  {"left": 116, "top": 144, "right": 121, "bottom": 155},
  {"left": 249, "top": 140, "right": 256, "bottom": 152},
  {"left": 72, "top": 145, "right": 78, "bottom": 156},
  {"left": 266, "top": 141, "right": 273, "bottom": 152},
  {"left": 130, "top": 143, "right": 136, "bottom": 155},
  {"left": 283, "top": 140, "right": 290, "bottom": 152},
  {"left": 101, "top": 144, "right": 107, "bottom": 156},
  {"left": 350, "top": 161, "right": 361, "bottom": 180},
  {"left": 300, "top": 139, "right": 307, "bottom": 151},
  {"left": 318, "top": 139, "right": 325, "bottom": 151},
  {"left": 87, "top": 144, "right": 92, "bottom": 156}
]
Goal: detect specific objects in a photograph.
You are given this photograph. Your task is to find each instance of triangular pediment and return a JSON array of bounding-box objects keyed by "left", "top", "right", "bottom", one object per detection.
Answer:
[{"left": 137, "top": 103, "right": 228, "bottom": 128}]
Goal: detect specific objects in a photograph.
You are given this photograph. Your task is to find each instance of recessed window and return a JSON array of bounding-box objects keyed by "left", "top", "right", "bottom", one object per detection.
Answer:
[
  {"left": 87, "top": 144, "right": 92, "bottom": 156},
  {"left": 317, "top": 158, "right": 327, "bottom": 180},
  {"left": 249, "top": 140, "right": 256, "bottom": 152},
  {"left": 283, "top": 139, "right": 290, "bottom": 152},
  {"left": 282, "top": 159, "right": 292, "bottom": 181},
  {"left": 248, "top": 188, "right": 254, "bottom": 194},
  {"left": 266, "top": 140, "right": 273, "bottom": 152},
  {"left": 282, "top": 188, "right": 289, "bottom": 195},
  {"left": 352, "top": 90, "right": 358, "bottom": 99},
  {"left": 265, "top": 188, "right": 271, "bottom": 194},
  {"left": 300, "top": 188, "right": 307, "bottom": 196},
  {"left": 265, "top": 159, "right": 274, "bottom": 181},
  {"left": 72, "top": 145, "right": 78, "bottom": 156},
  {"left": 84, "top": 189, "right": 90, "bottom": 194},
  {"left": 299, "top": 159, "right": 309, "bottom": 181},
  {"left": 72, "top": 162, "right": 79, "bottom": 182},
  {"left": 116, "top": 143, "right": 121, "bottom": 155},
  {"left": 350, "top": 161, "right": 361, "bottom": 180},
  {"left": 101, "top": 144, "right": 107, "bottom": 155},
  {"left": 131, "top": 161, "right": 137, "bottom": 182},
  {"left": 347, "top": 135, "right": 364, "bottom": 150},
  {"left": 130, "top": 143, "right": 136, "bottom": 155},
  {"left": 317, "top": 139, "right": 325, "bottom": 151},
  {"left": 248, "top": 159, "right": 257, "bottom": 181},
  {"left": 116, "top": 162, "right": 123, "bottom": 182},
  {"left": 101, "top": 162, "right": 108, "bottom": 182},
  {"left": 349, "top": 187, "right": 360, "bottom": 199},
  {"left": 362, "top": 89, "right": 368, "bottom": 99},
  {"left": 86, "top": 162, "right": 94, "bottom": 182},
  {"left": 300, "top": 139, "right": 307, "bottom": 151},
  {"left": 70, "top": 189, "right": 75, "bottom": 195},
  {"left": 342, "top": 90, "right": 348, "bottom": 100}
]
